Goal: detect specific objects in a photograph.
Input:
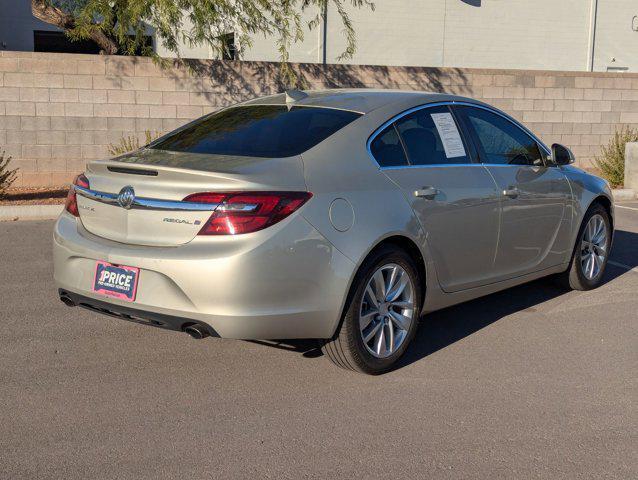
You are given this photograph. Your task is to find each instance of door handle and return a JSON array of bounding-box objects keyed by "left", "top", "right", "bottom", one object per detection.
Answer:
[
  {"left": 414, "top": 186, "right": 439, "bottom": 199},
  {"left": 502, "top": 187, "right": 519, "bottom": 199}
]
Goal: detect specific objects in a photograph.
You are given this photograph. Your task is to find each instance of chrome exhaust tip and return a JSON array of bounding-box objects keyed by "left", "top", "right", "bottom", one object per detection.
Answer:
[
  {"left": 183, "top": 324, "right": 209, "bottom": 340},
  {"left": 60, "top": 294, "right": 76, "bottom": 307}
]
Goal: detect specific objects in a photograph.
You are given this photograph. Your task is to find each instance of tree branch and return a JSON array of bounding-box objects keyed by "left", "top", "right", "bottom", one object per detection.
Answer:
[{"left": 31, "top": 0, "right": 119, "bottom": 55}]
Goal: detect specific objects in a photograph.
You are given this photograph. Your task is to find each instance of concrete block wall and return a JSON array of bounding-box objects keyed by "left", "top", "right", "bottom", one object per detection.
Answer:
[
  {"left": 2, "top": 51, "right": 638, "bottom": 187},
  {"left": 625, "top": 143, "right": 638, "bottom": 192}
]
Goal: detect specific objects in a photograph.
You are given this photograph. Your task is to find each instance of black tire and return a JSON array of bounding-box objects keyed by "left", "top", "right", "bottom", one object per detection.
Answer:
[
  {"left": 322, "top": 245, "right": 423, "bottom": 374},
  {"left": 556, "top": 203, "right": 612, "bottom": 291}
]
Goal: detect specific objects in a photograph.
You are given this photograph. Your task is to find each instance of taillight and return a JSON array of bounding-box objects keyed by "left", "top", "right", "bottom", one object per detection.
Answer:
[
  {"left": 64, "top": 173, "right": 90, "bottom": 217},
  {"left": 184, "top": 191, "right": 312, "bottom": 235}
]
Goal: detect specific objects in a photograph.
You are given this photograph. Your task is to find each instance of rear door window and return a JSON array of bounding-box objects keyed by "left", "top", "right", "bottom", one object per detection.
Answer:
[
  {"left": 394, "top": 105, "right": 470, "bottom": 165},
  {"left": 150, "top": 105, "right": 361, "bottom": 158}
]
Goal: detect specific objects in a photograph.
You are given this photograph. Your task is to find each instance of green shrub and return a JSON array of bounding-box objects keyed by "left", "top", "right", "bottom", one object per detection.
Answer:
[
  {"left": 108, "top": 130, "right": 161, "bottom": 156},
  {"left": 0, "top": 150, "right": 18, "bottom": 198},
  {"left": 594, "top": 126, "right": 638, "bottom": 188}
]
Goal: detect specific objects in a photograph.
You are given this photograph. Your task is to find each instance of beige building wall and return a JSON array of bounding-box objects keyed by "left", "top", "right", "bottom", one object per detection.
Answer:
[
  {"left": 5, "top": 0, "right": 638, "bottom": 73},
  {"left": 242, "top": 0, "right": 638, "bottom": 73},
  {"left": 441, "top": 0, "right": 592, "bottom": 71},
  {"left": 153, "top": 16, "right": 213, "bottom": 60},
  {"left": 239, "top": 8, "right": 323, "bottom": 64},
  {"left": 322, "top": 1, "right": 446, "bottom": 67},
  {"left": 241, "top": 1, "right": 447, "bottom": 66},
  {"left": 593, "top": 0, "right": 638, "bottom": 72}
]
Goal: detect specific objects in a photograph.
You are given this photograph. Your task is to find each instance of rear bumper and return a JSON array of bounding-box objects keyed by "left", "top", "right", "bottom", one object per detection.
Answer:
[
  {"left": 59, "top": 288, "right": 219, "bottom": 336},
  {"left": 53, "top": 212, "right": 355, "bottom": 339}
]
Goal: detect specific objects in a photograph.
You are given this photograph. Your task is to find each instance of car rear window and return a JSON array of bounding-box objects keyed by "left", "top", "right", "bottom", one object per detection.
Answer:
[{"left": 150, "top": 105, "right": 361, "bottom": 158}]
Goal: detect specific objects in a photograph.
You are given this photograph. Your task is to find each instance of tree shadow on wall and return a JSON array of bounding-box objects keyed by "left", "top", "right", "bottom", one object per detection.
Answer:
[{"left": 165, "top": 59, "right": 472, "bottom": 107}]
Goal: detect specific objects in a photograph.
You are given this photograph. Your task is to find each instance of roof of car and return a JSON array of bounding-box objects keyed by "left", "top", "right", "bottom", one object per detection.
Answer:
[{"left": 242, "top": 89, "right": 456, "bottom": 114}]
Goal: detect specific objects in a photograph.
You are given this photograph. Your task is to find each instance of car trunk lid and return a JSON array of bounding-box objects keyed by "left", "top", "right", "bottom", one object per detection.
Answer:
[{"left": 77, "top": 149, "right": 307, "bottom": 246}]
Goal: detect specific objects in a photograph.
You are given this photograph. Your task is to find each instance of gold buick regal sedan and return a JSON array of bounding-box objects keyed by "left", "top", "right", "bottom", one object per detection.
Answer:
[{"left": 54, "top": 89, "right": 614, "bottom": 374}]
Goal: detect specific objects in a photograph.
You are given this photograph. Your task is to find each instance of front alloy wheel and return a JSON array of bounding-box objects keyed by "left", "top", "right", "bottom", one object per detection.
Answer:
[
  {"left": 557, "top": 203, "right": 612, "bottom": 291},
  {"left": 580, "top": 214, "right": 609, "bottom": 281}
]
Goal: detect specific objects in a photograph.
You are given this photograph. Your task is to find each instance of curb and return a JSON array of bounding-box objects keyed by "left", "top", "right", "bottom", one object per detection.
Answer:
[
  {"left": 0, "top": 204, "right": 63, "bottom": 221},
  {"left": 612, "top": 189, "right": 637, "bottom": 201}
]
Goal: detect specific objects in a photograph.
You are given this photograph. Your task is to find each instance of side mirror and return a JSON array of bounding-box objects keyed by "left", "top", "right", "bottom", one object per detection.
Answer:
[{"left": 551, "top": 143, "right": 575, "bottom": 166}]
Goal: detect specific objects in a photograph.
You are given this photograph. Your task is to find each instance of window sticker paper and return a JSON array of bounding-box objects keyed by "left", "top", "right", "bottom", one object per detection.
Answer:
[{"left": 431, "top": 112, "right": 466, "bottom": 158}]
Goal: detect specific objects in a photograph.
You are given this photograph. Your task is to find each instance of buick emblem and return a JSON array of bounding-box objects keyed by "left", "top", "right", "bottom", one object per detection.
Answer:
[{"left": 117, "top": 186, "right": 135, "bottom": 210}]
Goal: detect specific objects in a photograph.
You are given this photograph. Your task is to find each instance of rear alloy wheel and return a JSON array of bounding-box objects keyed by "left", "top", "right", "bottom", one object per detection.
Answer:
[
  {"left": 359, "top": 264, "right": 415, "bottom": 358},
  {"left": 557, "top": 204, "right": 611, "bottom": 291},
  {"left": 322, "top": 246, "right": 422, "bottom": 374}
]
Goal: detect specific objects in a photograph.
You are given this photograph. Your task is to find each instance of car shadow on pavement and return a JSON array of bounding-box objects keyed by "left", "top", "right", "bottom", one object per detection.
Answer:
[
  {"left": 395, "top": 279, "right": 566, "bottom": 370},
  {"left": 248, "top": 278, "right": 569, "bottom": 370},
  {"left": 249, "top": 229, "right": 637, "bottom": 371},
  {"left": 247, "top": 339, "right": 324, "bottom": 358},
  {"left": 608, "top": 229, "right": 638, "bottom": 269}
]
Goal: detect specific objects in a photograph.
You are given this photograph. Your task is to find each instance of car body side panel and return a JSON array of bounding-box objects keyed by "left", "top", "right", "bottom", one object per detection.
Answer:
[
  {"left": 422, "top": 167, "right": 613, "bottom": 313},
  {"left": 298, "top": 115, "right": 440, "bottom": 324},
  {"left": 422, "top": 165, "right": 613, "bottom": 313},
  {"left": 297, "top": 94, "right": 481, "bottom": 270},
  {"left": 299, "top": 96, "right": 615, "bottom": 328},
  {"left": 299, "top": 113, "right": 431, "bottom": 265},
  {"left": 484, "top": 164, "right": 573, "bottom": 279},
  {"left": 382, "top": 165, "right": 501, "bottom": 292},
  {"left": 421, "top": 262, "right": 569, "bottom": 313},
  {"left": 561, "top": 165, "right": 615, "bottom": 247}
]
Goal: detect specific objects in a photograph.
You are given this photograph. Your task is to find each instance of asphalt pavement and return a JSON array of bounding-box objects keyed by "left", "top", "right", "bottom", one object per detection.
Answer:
[{"left": 1, "top": 205, "right": 637, "bottom": 479}]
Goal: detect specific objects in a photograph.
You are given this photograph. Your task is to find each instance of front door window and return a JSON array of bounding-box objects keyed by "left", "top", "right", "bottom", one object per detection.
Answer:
[{"left": 458, "top": 106, "right": 543, "bottom": 166}]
